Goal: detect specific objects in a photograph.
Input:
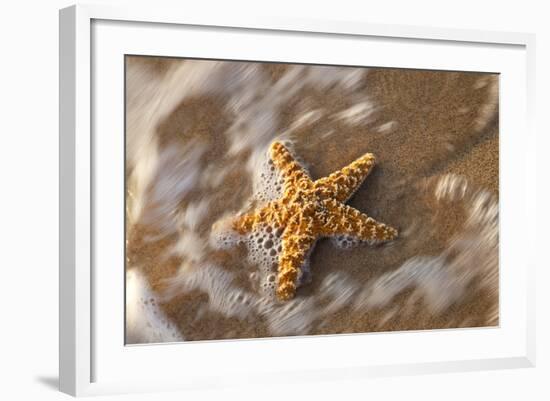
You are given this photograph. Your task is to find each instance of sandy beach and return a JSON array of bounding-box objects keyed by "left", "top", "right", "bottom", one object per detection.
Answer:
[{"left": 124, "top": 56, "right": 499, "bottom": 343}]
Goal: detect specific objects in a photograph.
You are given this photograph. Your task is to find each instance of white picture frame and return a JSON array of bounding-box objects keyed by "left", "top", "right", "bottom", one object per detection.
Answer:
[{"left": 59, "top": 3, "right": 536, "bottom": 397}]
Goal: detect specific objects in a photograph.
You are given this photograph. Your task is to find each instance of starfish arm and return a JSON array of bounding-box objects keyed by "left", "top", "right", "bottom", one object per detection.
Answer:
[
  {"left": 232, "top": 200, "right": 285, "bottom": 234},
  {"left": 314, "top": 152, "right": 376, "bottom": 202},
  {"left": 270, "top": 141, "right": 311, "bottom": 185},
  {"left": 319, "top": 199, "right": 398, "bottom": 242},
  {"left": 276, "top": 215, "right": 317, "bottom": 301}
]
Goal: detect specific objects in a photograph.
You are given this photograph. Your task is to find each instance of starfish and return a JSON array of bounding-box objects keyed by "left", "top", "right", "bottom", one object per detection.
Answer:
[{"left": 232, "top": 141, "right": 398, "bottom": 301}]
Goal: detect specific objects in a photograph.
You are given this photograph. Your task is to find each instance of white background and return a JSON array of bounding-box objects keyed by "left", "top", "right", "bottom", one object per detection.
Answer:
[
  {"left": 93, "top": 18, "right": 528, "bottom": 386},
  {"left": 0, "top": 0, "right": 547, "bottom": 400}
]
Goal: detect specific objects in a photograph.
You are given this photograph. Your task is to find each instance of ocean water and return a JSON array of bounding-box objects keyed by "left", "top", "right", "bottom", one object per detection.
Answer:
[{"left": 124, "top": 57, "right": 499, "bottom": 344}]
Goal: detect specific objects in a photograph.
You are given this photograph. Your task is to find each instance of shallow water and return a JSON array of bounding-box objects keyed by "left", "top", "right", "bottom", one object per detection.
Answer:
[{"left": 124, "top": 56, "right": 499, "bottom": 343}]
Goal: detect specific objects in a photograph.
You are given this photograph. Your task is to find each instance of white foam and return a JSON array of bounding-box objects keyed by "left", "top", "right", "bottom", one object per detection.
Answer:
[
  {"left": 172, "top": 230, "right": 207, "bottom": 263},
  {"left": 352, "top": 175, "right": 498, "bottom": 318},
  {"left": 357, "top": 255, "right": 459, "bottom": 313},
  {"left": 260, "top": 296, "right": 319, "bottom": 336},
  {"left": 166, "top": 263, "right": 257, "bottom": 321},
  {"left": 434, "top": 174, "right": 469, "bottom": 202},
  {"left": 243, "top": 223, "right": 284, "bottom": 296},
  {"left": 252, "top": 152, "right": 285, "bottom": 204},
  {"left": 474, "top": 75, "right": 499, "bottom": 132},
  {"left": 375, "top": 121, "right": 398, "bottom": 133},
  {"left": 258, "top": 271, "right": 357, "bottom": 336},
  {"left": 126, "top": 60, "right": 232, "bottom": 228},
  {"left": 126, "top": 269, "right": 184, "bottom": 344},
  {"left": 283, "top": 109, "right": 323, "bottom": 135},
  {"left": 220, "top": 65, "right": 371, "bottom": 177},
  {"left": 332, "top": 101, "right": 377, "bottom": 126},
  {"left": 306, "top": 66, "right": 368, "bottom": 91},
  {"left": 177, "top": 199, "right": 211, "bottom": 231}
]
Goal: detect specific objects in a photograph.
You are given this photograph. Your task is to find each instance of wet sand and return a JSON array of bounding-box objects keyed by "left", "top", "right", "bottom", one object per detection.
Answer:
[{"left": 125, "top": 56, "right": 499, "bottom": 343}]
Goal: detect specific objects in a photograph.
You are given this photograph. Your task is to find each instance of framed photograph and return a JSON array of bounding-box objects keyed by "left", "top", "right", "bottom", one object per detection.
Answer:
[{"left": 59, "top": 4, "right": 536, "bottom": 396}]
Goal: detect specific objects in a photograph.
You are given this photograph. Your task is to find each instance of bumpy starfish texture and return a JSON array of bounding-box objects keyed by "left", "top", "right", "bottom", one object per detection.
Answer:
[{"left": 233, "top": 141, "right": 398, "bottom": 301}]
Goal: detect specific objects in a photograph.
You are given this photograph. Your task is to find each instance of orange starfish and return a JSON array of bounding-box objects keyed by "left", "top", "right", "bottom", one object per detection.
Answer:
[{"left": 233, "top": 141, "right": 398, "bottom": 301}]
